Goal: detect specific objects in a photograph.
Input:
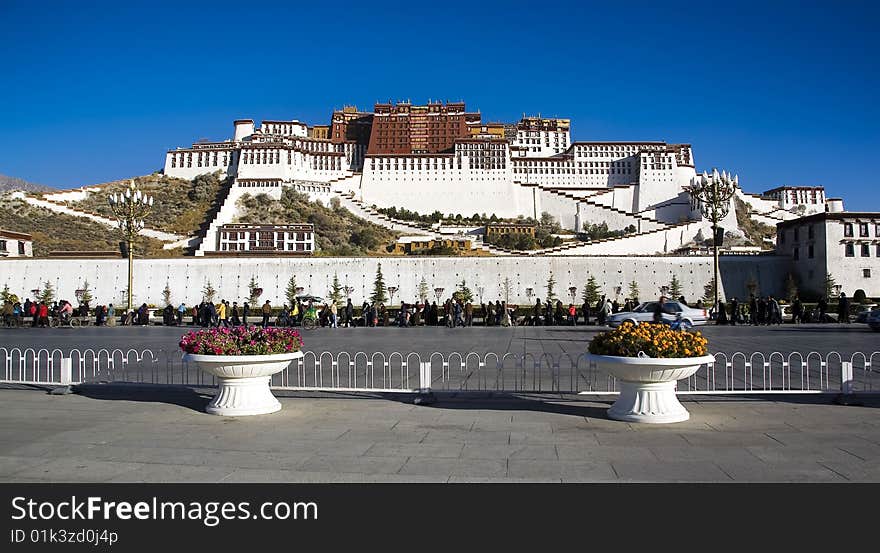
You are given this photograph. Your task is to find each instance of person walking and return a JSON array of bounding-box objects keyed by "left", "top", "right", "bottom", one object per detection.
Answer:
[
  {"left": 330, "top": 302, "right": 338, "bottom": 328},
  {"left": 177, "top": 302, "right": 187, "bottom": 326},
  {"left": 464, "top": 302, "right": 473, "bottom": 327},
  {"left": 817, "top": 296, "right": 828, "bottom": 323},
  {"left": 602, "top": 298, "right": 612, "bottom": 325},
  {"left": 345, "top": 299, "right": 354, "bottom": 328},
  {"left": 769, "top": 296, "right": 782, "bottom": 325},
  {"left": 532, "top": 299, "right": 542, "bottom": 326},
  {"left": 568, "top": 304, "right": 577, "bottom": 326},
  {"left": 582, "top": 300, "right": 590, "bottom": 326},
  {"left": 242, "top": 302, "right": 250, "bottom": 326},
  {"left": 230, "top": 302, "right": 240, "bottom": 326},
  {"left": 837, "top": 292, "right": 850, "bottom": 324},
  {"left": 729, "top": 297, "right": 738, "bottom": 326},
  {"left": 749, "top": 295, "right": 758, "bottom": 326},
  {"left": 217, "top": 300, "right": 228, "bottom": 328},
  {"left": 652, "top": 296, "right": 666, "bottom": 324},
  {"left": 792, "top": 296, "right": 802, "bottom": 324},
  {"left": 261, "top": 300, "right": 272, "bottom": 328},
  {"left": 501, "top": 302, "right": 512, "bottom": 327},
  {"left": 716, "top": 298, "right": 728, "bottom": 325}
]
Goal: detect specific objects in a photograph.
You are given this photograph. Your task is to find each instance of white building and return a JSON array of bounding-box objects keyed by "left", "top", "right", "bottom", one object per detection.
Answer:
[
  {"left": 776, "top": 210, "right": 880, "bottom": 298},
  {"left": 0, "top": 229, "right": 33, "bottom": 258},
  {"left": 762, "top": 186, "right": 826, "bottom": 214},
  {"left": 213, "top": 224, "right": 315, "bottom": 255}
]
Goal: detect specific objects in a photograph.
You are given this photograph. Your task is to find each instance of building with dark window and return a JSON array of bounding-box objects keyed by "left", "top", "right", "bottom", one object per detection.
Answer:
[
  {"left": 367, "top": 100, "right": 481, "bottom": 155},
  {"left": 776, "top": 211, "right": 879, "bottom": 297},
  {"left": 212, "top": 224, "right": 315, "bottom": 256},
  {"left": 0, "top": 229, "right": 33, "bottom": 258}
]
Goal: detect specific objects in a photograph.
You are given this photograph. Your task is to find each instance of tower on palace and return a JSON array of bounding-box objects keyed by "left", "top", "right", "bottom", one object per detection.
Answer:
[{"left": 367, "top": 100, "right": 482, "bottom": 155}]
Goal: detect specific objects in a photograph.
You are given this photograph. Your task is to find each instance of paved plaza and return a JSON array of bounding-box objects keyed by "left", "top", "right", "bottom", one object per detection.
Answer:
[
  {"left": 2, "top": 324, "right": 878, "bottom": 358},
  {"left": 1, "top": 387, "right": 878, "bottom": 482}
]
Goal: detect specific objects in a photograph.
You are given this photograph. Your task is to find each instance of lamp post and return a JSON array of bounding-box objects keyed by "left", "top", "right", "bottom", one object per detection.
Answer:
[
  {"left": 108, "top": 180, "right": 153, "bottom": 312},
  {"left": 343, "top": 285, "right": 354, "bottom": 300},
  {"left": 476, "top": 285, "right": 485, "bottom": 304},
  {"left": 433, "top": 287, "right": 444, "bottom": 303},
  {"left": 684, "top": 169, "right": 737, "bottom": 313},
  {"left": 833, "top": 284, "right": 842, "bottom": 298},
  {"left": 387, "top": 286, "right": 398, "bottom": 306},
  {"left": 525, "top": 287, "right": 534, "bottom": 302},
  {"left": 568, "top": 286, "right": 577, "bottom": 302}
]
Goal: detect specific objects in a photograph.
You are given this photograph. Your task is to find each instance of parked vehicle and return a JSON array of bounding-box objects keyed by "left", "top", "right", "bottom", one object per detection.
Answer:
[
  {"left": 606, "top": 301, "right": 708, "bottom": 328},
  {"left": 855, "top": 305, "right": 878, "bottom": 324},
  {"left": 867, "top": 310, "right": 880, "bottom": 332}
]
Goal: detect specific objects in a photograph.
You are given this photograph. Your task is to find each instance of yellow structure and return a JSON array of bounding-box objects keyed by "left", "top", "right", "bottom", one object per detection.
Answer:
[
  {"left": 484, "top": 223, "right": 536, "bottom": 238},
  {"left": 393, "top": 238, "right": 473, "bottom": 254}
]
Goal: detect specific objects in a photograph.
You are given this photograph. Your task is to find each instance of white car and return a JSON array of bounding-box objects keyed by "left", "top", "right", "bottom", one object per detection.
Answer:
[{"left": 605, "top": 301, "right": 709, "bottom": 328}]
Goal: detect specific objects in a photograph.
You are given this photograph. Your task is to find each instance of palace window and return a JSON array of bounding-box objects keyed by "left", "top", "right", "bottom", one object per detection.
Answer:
[
  {"left": 865, "top": 269, "right": 872, "bottom": 278},
  {"left": 862, "top": 244, "right": 870, "bottom": 257},
  {"left": 808, "top": 245, "right": 814, "bottom": 259},
  {"left": 845, "top": 244, "right": 854, "bottom": 257},
  {"left": 793, "top": 247, "right": 799, "bottom": 260},
  {"left": 844, "top": 223, "right": 853, "bottom": 237},
  {"left": 808, "top": 225, "right": 814, "bottom": 239},
  {"left": 860, "top": 223, "right": 869, "bottom": 237}
]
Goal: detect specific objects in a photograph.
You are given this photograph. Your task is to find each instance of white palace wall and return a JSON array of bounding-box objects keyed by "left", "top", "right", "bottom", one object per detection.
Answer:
[{"left": 1, "top": 256, "right": 787, "bottom": 307}]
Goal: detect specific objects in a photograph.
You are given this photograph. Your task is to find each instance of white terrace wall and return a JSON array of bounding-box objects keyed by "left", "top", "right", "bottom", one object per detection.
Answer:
[{"left": 0, "top": 255, "right": 787, "bottom": 307}]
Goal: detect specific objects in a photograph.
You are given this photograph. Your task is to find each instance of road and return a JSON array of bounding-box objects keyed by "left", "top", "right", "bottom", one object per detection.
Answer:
[{"left": 1, "top": 323, "right": 877, "bottom": 358}]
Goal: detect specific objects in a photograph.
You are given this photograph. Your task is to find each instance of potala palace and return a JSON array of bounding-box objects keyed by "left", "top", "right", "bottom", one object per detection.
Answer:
[
  {"left": 6, "top": 99, "right": 877, "bottom": 305},
  {"left": 161, "top": 101, "right": 828, "bottom": 258}
]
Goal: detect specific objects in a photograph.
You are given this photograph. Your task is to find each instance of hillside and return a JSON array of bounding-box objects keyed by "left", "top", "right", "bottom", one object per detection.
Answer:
[
  {"left": 65, "top": 172, "right": 228, "bottom": 237},
  {"left": 234, "top": 188, "right": 400, "bottom": 256},
  {"left": 0, "top": 174, "right": 54, "bottom": 193},
  {"left": 0, "top": 194, "right": 171, "bottom": 257}
]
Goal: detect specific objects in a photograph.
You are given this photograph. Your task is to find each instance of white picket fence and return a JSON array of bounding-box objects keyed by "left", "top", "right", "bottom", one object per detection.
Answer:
[{"left": 1, "top": 348, "right": 878, "bottom": 396}]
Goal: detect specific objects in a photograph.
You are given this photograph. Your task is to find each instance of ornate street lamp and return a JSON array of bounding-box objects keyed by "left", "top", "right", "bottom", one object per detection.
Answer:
[
  {"left": 568, "top": 286, "right": 577, "bottom": 302},
  {"left": 108, "top": 180, "right": 153, "bottom": 312},
  {"left": 433, "top": 287, "right": 444, "bottom": 303},
  {"left": 387, "top": 286, "right": 398, "bottom": 306},
  {"left": 659, "top": 286, "right": 670, "bottom": 297},
  {"left": 476, "top": 285, "right": 485, "bottom": 304},
  {"left": 685, "top": 169, "right": 737, "bottom": 312},
  {"left": 525, "top": 287, "right": 534, "bottom": 301},
  {"left": 833, "top": 284, "right": 842, "bottom": 298},
  {"left": 343, "top": 285, "right": 354, "bottom": 299}
]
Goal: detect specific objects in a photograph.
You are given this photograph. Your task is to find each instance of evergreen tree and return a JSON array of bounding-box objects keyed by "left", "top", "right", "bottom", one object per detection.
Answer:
[
  {"left": 247, "top": 276, "right": 261, "bottom": 305},
  {"left": 546, "top": 272, "right": 557, "bottom": 302},
  {"left": 824, "top": 272, "right": 836, "bottom": 298},
  {"left": 1, "top": 284, "right": 19, "bottom": 304},
  {"left": 161, "top": 281, "right": 172, "bottom": 307},
  {"left": 627, "top": 280, "right": 640, "bottom": 302},
  {"left": 583, "top": 275, "right": 601, "bottom": 304},
  {"left": 668, "top": 275, "right": 683, "bottom": 298},
  {"left": 418, "top": 277, "right": 429, "bottom": 303},
  {"left": 40, "top": 281, "right": 55, "bottom": 304},
  {"left": 784, "top": 273, "right": 798, "bottom": 302},
  {"left": 203, "top": 279, "right": 216, "bottom": 303},
  {"left": 79, "top": 280, "right": 93, "bottom": 306},
  {"left": 285, "top": 275, "right": 298, "bottom": 307},
  {"left": 329, "top": 273, "right": 343, "bottom": 307},
  {"left": 453, "top": 279, "right": 474, "bottom": 303},
  {"left": 370, "top": 263, "right": 387, "bottom": 304},
  {"left": 702, "top": 279, "right": 719, "bottom": 304}
]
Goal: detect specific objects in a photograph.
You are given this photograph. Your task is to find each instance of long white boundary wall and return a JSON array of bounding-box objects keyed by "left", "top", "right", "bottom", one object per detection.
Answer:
[{"left": 1, "top": 256, "right": 787, "bottom": 307}]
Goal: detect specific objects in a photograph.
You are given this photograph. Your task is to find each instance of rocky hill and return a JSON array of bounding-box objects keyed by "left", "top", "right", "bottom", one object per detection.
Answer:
[{"left": 0, "top": 174, "right": 54, "bottom": 193}]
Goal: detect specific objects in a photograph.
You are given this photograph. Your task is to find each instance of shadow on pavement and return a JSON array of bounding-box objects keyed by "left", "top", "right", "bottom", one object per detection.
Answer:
[{"left": 73, "top": 383, "right": 213, "bottom": 412}]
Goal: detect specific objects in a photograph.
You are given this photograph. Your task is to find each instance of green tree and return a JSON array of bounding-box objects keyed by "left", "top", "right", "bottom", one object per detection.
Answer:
[
  {"left": 453, "top": 279, "right": 474, "bottom": 303},
  {"left": 669, "top": 275, "right": 683, "bottom": 298},
  {"left": 418, "top": 277, "right": 429, "bottom": 303},
  {"left": 501, "top": 277, "right": 513, "bottom": 304},
  {"left": 39, "top": 281, "right": 55, "bottom": 304},
  {"left": 203, "top": 279, "right": 216, "bottom": 303},
  {"left": 702, "top": 279, "right": 719, "bottom": 304},
  {"left": 161, "top": 281, "right": 172, "bottom": 307},
  {"left": 370, "top": 263, "right": 387, "bottom": 304},
  {"left": 285, "top": 275, "right": 298, "bottom": 306},
  {"left": 546, "top": 272, "right": 557, "bottom": 302},
  {"left": 583, "top": 275, "right": 601, "bottom": 305},
  {"left": 784, "top": 273, "right": 798, "bottom": 302},
  {"left": 824, "top": 272, "right": 836, "bottom": 298},
  {"left": 247, "top": 276, "right": 261, "bottom": 305},
  {"left": 329, "top": 273, "right": 343, "bottom": 307},
  {"left": 627, "top": 280, "right": 640, "bottom": 302},
  {"left": 78, "top": 280, "right": 94, "bottom": 306},
  {"left": 1, "top": 284, "right": 19, "bottom": 304}
]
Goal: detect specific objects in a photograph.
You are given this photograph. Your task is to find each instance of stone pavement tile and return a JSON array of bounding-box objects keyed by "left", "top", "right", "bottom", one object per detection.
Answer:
[
  {"left": 834, "top": 441, "right": 880, "bottom": 460},
  {"left": 678, "top": 430, "right": 783, "bottom": 447},
  {"left": 393, "top": 420, "right": 474, "bottom": 432},
  {"left": 421, "top": 429, "right": 511, "bottom": 445},
  {"left": 745, "top": 445, "right": 869, "bottom": 465},
  {"left": 448, "top": 476, "right": 563, "bottom": 483},
  {"left": 460, "top": 444, "right": 558, "bottom": 460},
  {"left": 509, "top": 430, "right": 597, "bottom": 445},
  {"left": 364, "top": 442, "right": 465, "bottom": 459},
  {"left": 297, "top": 455, "right": 408, "bottom": 475},
  {"left": 507, "top": 459, "right": 617, "bottom": 481},
  {"left": 764, "top": 431, "right": 876, "bottom": 447},
  {"left": 812, "top": 460, "right": 880, "bottom": 482},
  {"left": 397, "top": 458, "right": 507, "bottom": 478},
  {"left": 218, "top": 468, "right": 447, "bottom": 483},
  {"left": 93, "top": 445, "right": 314, "bottom": 470},
  {"left": 471, "top": 421, "right": 555, "bottom": 433},
  {"left": 649, "top": 446, "right": 760, "bottom": 464},
  {"left": 611, "top": 460, "right": 732, "bottom": 482},
  {"left": 3, "top": 440, "right": 112, "bottom": 460},
  {"left": 594, "top": 432, "right": 689, "bottom": 447},
  {"left": 332, "top": 430, "right": 430, "bottom": 444},
  {"left": 715, "top": 460, "right": 847, "bottom": 482},
  {"left": 310, "top": 440, "right": 376, "bottom": 457},
  {"left": 0, "top": 455, "right": 54, "bottom": 478},
  {"left": 11, "top": 458, "right": 145, "bottom": 483},
  {"left": 556, "top": 444, "right": 659, "bottom": 463},
  {"left": 106, "top": 464, "right": 236, "bottom": 483}
]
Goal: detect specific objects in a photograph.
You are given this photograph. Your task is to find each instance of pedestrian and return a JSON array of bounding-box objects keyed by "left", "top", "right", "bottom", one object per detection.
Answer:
[
  {"left": 533, "top": 299, "right": 542, "bottom": 326},
  {"left": 817, "top": 296, "right": 828, "bottom": 323},
  {"left": 261, "top": 300, "right": 271, "bottom": 327},
  {"left": 568, "top": 304, "right": 577, "bottom": 326},
  {"left": 729, "top": 297, "right": 738, "bottom": 326},
  {"left": 652, "top": 296, "right": 665, "bottom": 324},
  {"left": 501, "top": 302, "right": 512, "bottom": 327},
  {"left": 837, "top": 292, "right": 850, "bottom": 323},
  {"left": 345, "top": 299, "right": 354, "bottom": 328},
  {"left": 582, "top": 300, "right": 590, "bottom": 325},
  {"left": 464, "top": 302, "right": 473, "bottom": 326},
  {"left": 177, "top": 302, "right": 187, "bottom": 326},
  {"left": 602, "top": 298, "right": 612, "bottom": 325},
  {"left": 749, "top": 295, "right": 758, "bottom": 325},
  {"left": 792, "top": 296, "right": 802, "bottom": 324},
  {"left": 330, "top": 302, "right": 338, "bottom": 328},
  {"left": 716, "top": 298, "right": 728, "bottom": 325},
  {"left": 769, "top": 295, "right": 782, "bottom": 325}
]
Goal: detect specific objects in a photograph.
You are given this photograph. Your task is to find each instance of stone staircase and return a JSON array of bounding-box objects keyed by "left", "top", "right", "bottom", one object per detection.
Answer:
[
  {"left": 193, "top": 178, "right": 241, "bottom": 256},
  {"left": 335, "top": 193, "right": 438, "bottom": 237}
]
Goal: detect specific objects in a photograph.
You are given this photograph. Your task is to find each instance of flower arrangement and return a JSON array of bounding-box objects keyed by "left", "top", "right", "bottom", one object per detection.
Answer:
[
  {"left": 588, "top": 322, "right": 708, "bottom": 358},
  {"left": 179, "top": 326, "right": 303, "bottom": 356}
]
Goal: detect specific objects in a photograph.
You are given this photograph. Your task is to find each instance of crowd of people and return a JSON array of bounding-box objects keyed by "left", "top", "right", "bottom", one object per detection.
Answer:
[{"left": 1, "top": 290, "right": 866, "bottom": 329}]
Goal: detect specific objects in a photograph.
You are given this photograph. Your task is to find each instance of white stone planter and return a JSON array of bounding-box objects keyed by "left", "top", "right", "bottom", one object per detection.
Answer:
[
  {"left": 182, "top": 351, "right": 302, "bottom": 416},
  {"left": 586, "top": 353, "right": 715, "bottom": 424}
]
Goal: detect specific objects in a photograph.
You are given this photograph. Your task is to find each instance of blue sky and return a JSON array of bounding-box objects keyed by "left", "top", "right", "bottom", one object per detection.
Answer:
[{"left": 1, "top": 0, "right": 878, "bottom": 209}]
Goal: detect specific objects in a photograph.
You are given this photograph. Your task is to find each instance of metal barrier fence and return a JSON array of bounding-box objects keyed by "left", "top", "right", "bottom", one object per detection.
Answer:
[{"left": 1, "top": 348, "right": 878, "bottom": 395}]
